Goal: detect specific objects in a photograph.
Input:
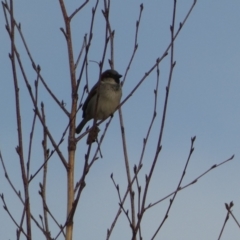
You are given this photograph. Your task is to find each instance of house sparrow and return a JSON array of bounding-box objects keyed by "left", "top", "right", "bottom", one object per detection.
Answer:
[{"left": 75, "top": 69, "right": 122, "bottom": 134}]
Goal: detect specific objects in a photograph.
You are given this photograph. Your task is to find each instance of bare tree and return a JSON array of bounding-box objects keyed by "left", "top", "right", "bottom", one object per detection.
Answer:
[{"left": 1, "top": 0, "right": 238, "bottom": 240}]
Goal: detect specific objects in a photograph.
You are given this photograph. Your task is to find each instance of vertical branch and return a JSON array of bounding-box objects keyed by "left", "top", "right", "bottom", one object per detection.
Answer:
[
  {"left": 156, "top": 0, "right": 177, "bottom": 151},
  {"left": 122, "top": 3, "right": 143, "bottom": 85},
  {"left": 120, "top": 111, "right": 136, "bottom": 235},
  {"left": 138, "top": 63, "right": 160, "bottom": 168},
  {"left": 134, "top": 165, "right": 142, "bottom": 240},
  {"left": 103, "top": 0, "right": 114, "bottom": 68},
  {"left": 56, "top": 3, "right": 100, "bottom": 236},
  {"left": 8, "top": 1, "right": 32, "bottom": 239},
  {"left": 26, "top": 69, "right": 40, "bottom": 180},
  {"left": 103, "top": 0, "right": 136, "bottom": 234},
  {"left": 133, "top": 1, "right": 177, "bottom": 239},
  {"left": 41, "top": 103, "right": 50, "bottom": 239},
  {"left": 59, "top": 1, "right": 77, "bottom": 240}
]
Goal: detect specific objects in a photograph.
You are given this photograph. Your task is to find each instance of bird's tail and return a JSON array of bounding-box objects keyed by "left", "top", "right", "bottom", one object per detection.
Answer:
[{"left": 75, "top": 118, "right": 88, "bottom": 134}]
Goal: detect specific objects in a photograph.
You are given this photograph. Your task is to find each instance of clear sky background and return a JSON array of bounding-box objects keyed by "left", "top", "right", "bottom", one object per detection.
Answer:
[{"left": 0, "top": 1, "right": 240, "bottom": 239}]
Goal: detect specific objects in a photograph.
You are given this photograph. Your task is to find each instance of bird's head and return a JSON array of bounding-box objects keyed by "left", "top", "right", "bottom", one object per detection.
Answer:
[{"left": 101, "top": 69, "right": 122, "bottom": 84}]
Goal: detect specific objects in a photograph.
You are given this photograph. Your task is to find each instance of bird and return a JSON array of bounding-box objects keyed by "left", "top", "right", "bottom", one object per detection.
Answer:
[{"left": 75, "top": 69, "right": 122, "bottom": 134}]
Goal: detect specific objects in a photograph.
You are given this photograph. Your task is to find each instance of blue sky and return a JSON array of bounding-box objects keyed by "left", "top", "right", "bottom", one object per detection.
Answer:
[{"left": 0, "top": 1, "right": 240, "bottom": 239}]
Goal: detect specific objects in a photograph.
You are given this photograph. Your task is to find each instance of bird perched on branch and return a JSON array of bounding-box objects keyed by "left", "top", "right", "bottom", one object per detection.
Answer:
[{"left": 75, "top": 69, "right": 122, "bottom": 134}]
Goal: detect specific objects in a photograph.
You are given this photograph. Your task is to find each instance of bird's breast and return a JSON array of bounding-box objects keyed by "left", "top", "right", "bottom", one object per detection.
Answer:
[{"left": 97, "top": 84, "right": 122, "bottom": 119}]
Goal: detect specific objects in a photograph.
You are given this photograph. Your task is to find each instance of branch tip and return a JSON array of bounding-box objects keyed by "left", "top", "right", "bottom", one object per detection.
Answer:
[
  {"left": 37, "top": 65, "right": 41, "bottom": 72},
  {"left": 145, "top": 174, "right": 148, "bottom": 182},
  {"left": 179, "top": 22, "right": 183, "bottom": 29},
  {"left": 133, "top": 165, "right": 137, "bottom": 173}
]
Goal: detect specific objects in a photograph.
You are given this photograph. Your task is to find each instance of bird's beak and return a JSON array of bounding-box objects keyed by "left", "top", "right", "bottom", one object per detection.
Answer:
[{"left": 118, "top": 74, "right": 122, "bottom": 78}]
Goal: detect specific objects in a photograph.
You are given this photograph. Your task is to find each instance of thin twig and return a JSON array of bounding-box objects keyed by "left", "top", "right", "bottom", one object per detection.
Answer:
[
  {"left": 0, "top": 151, "right": 23, "bottom": 201},
  {"left": 26, "top": 70, "right": 40, "bottom": 180},
  {"left": 122, "top": 3, "right": 143, "bottom": 86},
  {"left": 0, "top": 194, "right": 28, "bottom": 238},
  {"left": 218, "top": 205, "right": 231, "bottom": 240},
  {"left": 76, "top": 0, "right": 99, "bottom": 91},
  {"left": 41, "top": 103, "right": 50, "bottom": 239},
  {"left": 151, "top": 136, "right": 195, "bottom": 239},
  {"left": 14, "top": 23, "right": 69, "bottom": 117},
  {"left": 69, "top": 0, "right": 89, "bottom": 20},
  {"left": 138, "top": 64, "right": 160, "bottom": 168},
  {"left": 39, "top": 183, "right": 66, "bottom": 238},
  {"left": 74, "top": 36, "right": 86, "bottom": 70},
  {"left": 118, "top": 0, "right": 197, "bottom": 110},
  {"left": 145, "top": 155, "right": 235, "bottom": 210}
]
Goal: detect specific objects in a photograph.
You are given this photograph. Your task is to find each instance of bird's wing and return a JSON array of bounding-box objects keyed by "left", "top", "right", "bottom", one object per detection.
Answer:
[{"left": 82, "top": 81, "right": 100, "bottom": 118}]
